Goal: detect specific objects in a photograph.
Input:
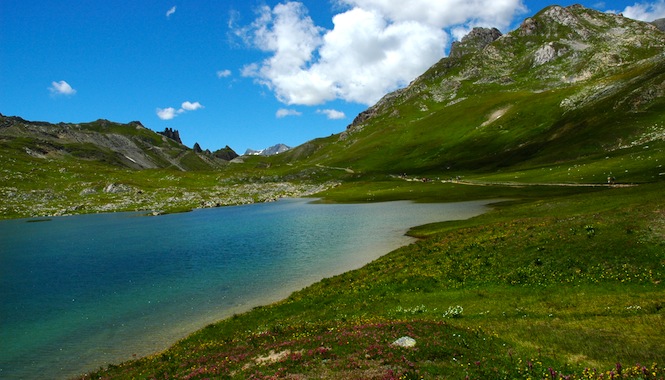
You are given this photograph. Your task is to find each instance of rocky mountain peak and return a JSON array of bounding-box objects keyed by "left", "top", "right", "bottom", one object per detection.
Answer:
[
  {"left": 344, "top": 4, "right": 665, "bottom": 134},
  {"left": 158, "top": 127, "right": 182, "bottom": 144},
  {"left": 449, "top": 27, "right": 502, "bottom": 59}
]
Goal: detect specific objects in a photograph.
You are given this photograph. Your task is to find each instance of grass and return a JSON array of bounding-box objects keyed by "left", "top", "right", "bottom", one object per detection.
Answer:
[{"left": 76, "top": 179, "right": 664, "bottom": 379}]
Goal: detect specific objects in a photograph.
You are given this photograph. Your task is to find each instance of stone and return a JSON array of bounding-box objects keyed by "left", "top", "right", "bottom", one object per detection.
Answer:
[{"left": 392, "top": 336, "right": 416, "bottom": 348}]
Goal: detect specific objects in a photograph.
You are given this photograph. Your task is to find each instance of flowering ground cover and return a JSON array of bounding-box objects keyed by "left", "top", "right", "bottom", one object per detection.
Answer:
[{"left": 79, "top": 182, "right": 664, "bottom": 379}]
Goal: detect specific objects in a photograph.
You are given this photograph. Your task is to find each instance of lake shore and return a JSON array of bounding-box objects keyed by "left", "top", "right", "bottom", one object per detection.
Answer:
[{"left": 1, "top": 198, "right": 495, "bottom": 380}]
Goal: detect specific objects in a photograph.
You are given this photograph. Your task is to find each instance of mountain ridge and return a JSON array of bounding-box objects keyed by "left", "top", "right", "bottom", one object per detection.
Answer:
[
  {"left": 245, "top": 143, "right": 291, "bottom": 156},
  {"left": 276, "top": 4, "right": 664, "bottom": 180},
  {"left": 1, "top": 4, "right": 664, "bottom": 219},
  {"left": 0, "top": 114, "right": 234, "bottom": 171}
]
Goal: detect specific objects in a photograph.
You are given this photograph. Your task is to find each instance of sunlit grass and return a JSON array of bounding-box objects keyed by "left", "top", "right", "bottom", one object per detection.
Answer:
[{"left": 77, "top": 179, "right": 664, "bottom": 379}]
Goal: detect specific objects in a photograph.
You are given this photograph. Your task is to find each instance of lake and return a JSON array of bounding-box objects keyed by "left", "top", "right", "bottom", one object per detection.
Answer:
[{"left": 0, "top": 198, "right": 494, "bottom": 379}]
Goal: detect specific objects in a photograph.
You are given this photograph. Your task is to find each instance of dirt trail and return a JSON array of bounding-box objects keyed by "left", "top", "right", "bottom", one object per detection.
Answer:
[
  {"left": 393, "top": 175, "right": 636, "bottom": 188},
  {"left": 447, "top": 179, "right": 637, "bottom": 188}
]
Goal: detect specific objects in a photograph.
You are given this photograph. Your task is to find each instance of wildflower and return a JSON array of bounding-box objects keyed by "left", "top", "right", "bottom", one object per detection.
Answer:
[{"left": 443, "top": 305, "right": 464, "bottom": 318}]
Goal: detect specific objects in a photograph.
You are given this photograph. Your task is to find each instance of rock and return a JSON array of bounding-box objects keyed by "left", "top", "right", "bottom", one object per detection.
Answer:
[
  {"left": 213, "top": 145, "right": 239, "bottom": 161},
  {"left": 651, "top": 18, "right": 665, "bottom": 32},
  {"left": 519, "top": 17, "right": 539, "bottom": 36},
  {"left": 103, "top": 183, "right": 132, "bottom": 194},
  {"left": 79, "top": 187, "right": 97, "bottom": 196},
  {"left": 449, "top": 27, "right": 502, "bottom": 59},
  {"left": 158, "top": 127, "right": 182, "bottom": 144},
  {"left": 533, "top": 42, "right": 567, "bottom": 65},
  {"left": 392, "top": 336, "right": 416, "bottom": 348}
]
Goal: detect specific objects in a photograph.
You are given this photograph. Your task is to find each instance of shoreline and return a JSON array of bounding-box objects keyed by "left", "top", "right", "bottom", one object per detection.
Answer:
[
  {"left": 1, "top": 198, "right": 496, "bottom": 380},
  {"left": 73, "top": 213, "right": 424, "bottom": 378},
  {"left": 69, "top": 200, "right": 496, "bottom": 379}
]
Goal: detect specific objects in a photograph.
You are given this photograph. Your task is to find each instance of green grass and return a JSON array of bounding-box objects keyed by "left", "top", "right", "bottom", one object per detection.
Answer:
[{"left": 76, "top": 180, "right": 664, "bottom": 379}]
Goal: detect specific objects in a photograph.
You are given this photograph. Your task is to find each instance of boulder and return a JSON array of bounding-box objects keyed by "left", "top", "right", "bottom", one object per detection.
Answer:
[{"left": 392, "top": 336, "right": 416, "bottom": 348}]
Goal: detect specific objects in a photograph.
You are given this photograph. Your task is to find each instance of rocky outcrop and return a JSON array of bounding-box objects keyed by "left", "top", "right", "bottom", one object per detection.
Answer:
[
  {"left": 213, "top": 145, "right": 239, "bottom": 161},
  {"left": 158, "top": 127, "right": 182, "bottom": 144},
  {"left": 448, "top": 27, "right": 502, "bottom": 59},
  {"left": 652, "top": 18, "right": 665, "bottom": 31}
]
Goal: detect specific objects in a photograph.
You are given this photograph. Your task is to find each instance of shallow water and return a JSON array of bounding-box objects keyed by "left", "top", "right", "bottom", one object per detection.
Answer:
[{"left": 0, "top": 198, "right": 493, "bottom": 379}]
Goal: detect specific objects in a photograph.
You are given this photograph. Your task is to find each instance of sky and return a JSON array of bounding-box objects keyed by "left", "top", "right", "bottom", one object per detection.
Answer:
[{"left": 1, "top": 1, "right": 664, "bottom": 153}]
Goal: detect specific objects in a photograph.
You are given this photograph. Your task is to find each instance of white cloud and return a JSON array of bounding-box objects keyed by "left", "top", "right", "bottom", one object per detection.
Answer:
[
  {"left": 337, "top": 0, "right": 526, "bottom": 30},
  {"left": 621, "top": 0, "right": 665, "bottom": 21},
  {"left": 276, "top": 108, "right": 302, "bottom": 118},
  {"left": 156, "top": 101, "right": 204, "bottom": 120},
  {"left": 156, "top": 107, "right": 177, "bottom": 120},
  {"left": 166, "top": 6, "right": 176, "bottom": 19},
  {"left": 181, "top": 101, "right": 204, "bottom": 111},
  {"left": 217, "top": 69, "right": 232, "bottom": 78},
  {"left": 237, "top": 1, "right": 527, "bottom": 106},
  {"left": 317, "top": 109, "right": 346, "bottom": 120},
  {"left": 49, "top": 80, "right": 76, "bottom": 96}
]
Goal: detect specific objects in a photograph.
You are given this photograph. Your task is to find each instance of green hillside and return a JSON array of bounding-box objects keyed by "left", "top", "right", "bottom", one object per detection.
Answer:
[{"left": 272, "top": 5, "right": 664, "bottom": 184}]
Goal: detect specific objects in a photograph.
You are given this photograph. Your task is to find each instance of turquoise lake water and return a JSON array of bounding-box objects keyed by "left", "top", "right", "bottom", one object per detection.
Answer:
[{"left": 0, "top": 198, "right": 493, "bottom": 379}]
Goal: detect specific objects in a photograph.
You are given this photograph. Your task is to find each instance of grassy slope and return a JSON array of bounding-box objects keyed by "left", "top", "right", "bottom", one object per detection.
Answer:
[{"left": 79, "top": 180, "right": 664, "bottom": 379}]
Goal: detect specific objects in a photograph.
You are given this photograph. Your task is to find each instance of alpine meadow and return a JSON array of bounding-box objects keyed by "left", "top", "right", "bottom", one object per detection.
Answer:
[{"left": 1, "top": 4, "right": 664, "bottom": 379}]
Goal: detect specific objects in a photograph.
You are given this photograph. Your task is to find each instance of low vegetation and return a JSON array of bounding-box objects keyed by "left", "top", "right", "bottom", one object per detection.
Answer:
[{"left": 78, "top": 180, "right": 664, "bottom": 379}]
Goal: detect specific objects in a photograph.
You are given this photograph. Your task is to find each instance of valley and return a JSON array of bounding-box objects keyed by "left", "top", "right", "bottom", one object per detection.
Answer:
[{"left": 1, "top": 4, "right": 663, "bottom": 379}]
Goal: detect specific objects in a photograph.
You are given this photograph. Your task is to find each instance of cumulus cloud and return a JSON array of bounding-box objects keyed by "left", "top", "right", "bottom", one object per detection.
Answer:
[
  {"left": 181, "top": 101, "right": 204, "bottom": 111},
  {"left": 49, "top": 80, "right": 76, "bottom": 96},
  {"left": 156, "top": 101, "right": 203, "bottom": 120},
  {"left": 166, "top": 6, "right": 176, "bottom": 19},
  {"left": 317, "top": 109, "right": 346, "bottom": 120},
  {"left": 276, "top": 108, "right": 302, "bottom": 118},
  {"left": 237, "top": 1, "right": 526, "bottom": 106},
  {"left": 217, "top": 69, "right": 232, "bottom": 78},
  {"left": 156, "top": 107, "right": 178, "bottom": 120},
  {"left": 338, "top": 0, "right": 526, "bottom": 29},
  {"left": 621, "top": 0, "right": 665, "bottom": 20}
]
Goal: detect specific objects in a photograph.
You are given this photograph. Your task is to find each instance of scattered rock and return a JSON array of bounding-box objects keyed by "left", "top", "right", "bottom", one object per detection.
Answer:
[
  {"left": 103, "top": 183, "right": 133, "bottom": 194},
  {"left": 79, "top": 188, "right": 97, "bottom": 196}
]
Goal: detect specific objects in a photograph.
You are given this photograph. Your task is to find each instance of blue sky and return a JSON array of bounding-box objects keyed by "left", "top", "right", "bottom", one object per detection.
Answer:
[{"left": 1, "top": 1, "right": 664, "bottom": 153}]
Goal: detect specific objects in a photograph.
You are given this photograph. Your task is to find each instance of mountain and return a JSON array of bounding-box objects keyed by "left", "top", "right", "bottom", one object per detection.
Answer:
[
  {"left": 1, "top": 5, "right": 664, "bottom": 220},
  {"left": 0, "top": 115, "right": 228, "bottom": 171},
  {"left": 652, "top": 18, "right": 665, "bottom": 31},
  {"left": 245, "top": 143, "right": 291, "bottom": 156},
  {"left": 277, "top": 5, "right": 664, "bottom": 182}
]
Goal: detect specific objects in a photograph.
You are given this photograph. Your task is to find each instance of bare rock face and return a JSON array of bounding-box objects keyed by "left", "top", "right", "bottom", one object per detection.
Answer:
[
  {"left": 518, "top": 17, "right": 539, "bottom": 36},
  {"left": 652, "top": 18, "right": 665, "bottom": 31},
  {"left": 448, "top": 27, "right": 503, "bottom": 59},
  {"left": 533, "top": 42, "right": 568, "bottom": 65},
  {"left": 158, "top": 127, "right": 182, "bottom": 144}
]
